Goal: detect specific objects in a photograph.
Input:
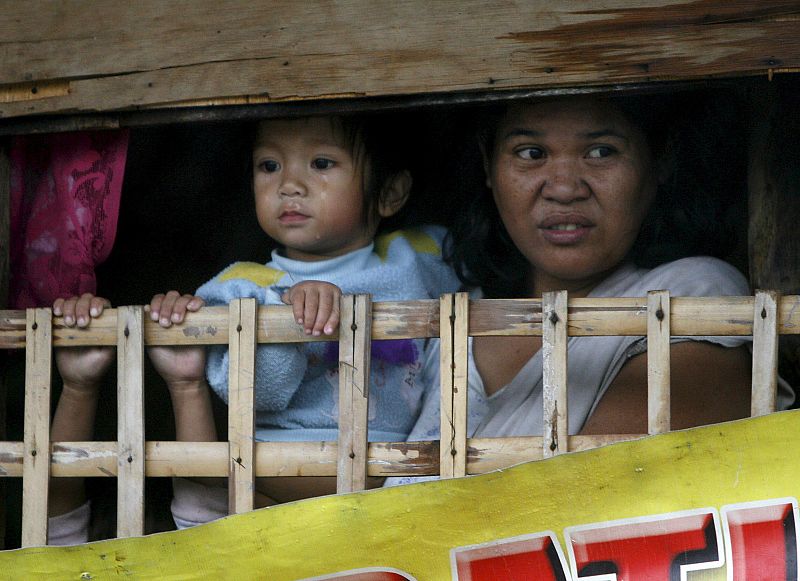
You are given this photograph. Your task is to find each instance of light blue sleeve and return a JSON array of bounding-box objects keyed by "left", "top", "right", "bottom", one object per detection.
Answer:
[{"left": 196, "top": 270, "right": 308, "bottom": 412}]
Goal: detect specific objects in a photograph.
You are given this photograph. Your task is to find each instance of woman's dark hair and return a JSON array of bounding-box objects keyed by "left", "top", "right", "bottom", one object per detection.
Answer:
[{"left": 445, "top": 91, "right": 746, "bottom": 298}]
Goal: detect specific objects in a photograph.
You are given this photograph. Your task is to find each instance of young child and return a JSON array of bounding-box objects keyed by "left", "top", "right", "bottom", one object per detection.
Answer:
[{"left": 154, "top": 114, "right": 460, "bottom": 501}]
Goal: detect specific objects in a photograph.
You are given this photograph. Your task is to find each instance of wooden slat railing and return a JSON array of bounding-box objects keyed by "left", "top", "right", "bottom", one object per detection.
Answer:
[{"left": 0, "top": 291, "right": 795, "bottom": 546}]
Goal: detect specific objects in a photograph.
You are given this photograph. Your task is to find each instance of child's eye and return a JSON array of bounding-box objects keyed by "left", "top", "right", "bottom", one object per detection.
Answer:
[
  {"left": 311, "top": 158, "right": 335, "bottom": 170},
  {"left": 515, "top": 147, "right": 544, "bottom": 161},
  {"left": 260, "top": 160, "right": 280, "bottom": 173},
  {"left": 586, "top": 145, "right": 616, "bottom": 159}
]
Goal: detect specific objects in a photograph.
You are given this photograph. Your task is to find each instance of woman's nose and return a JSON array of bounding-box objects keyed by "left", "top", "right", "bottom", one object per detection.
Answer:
[{"left": 541, "top": 159, "right": 589, "bottom": 203}]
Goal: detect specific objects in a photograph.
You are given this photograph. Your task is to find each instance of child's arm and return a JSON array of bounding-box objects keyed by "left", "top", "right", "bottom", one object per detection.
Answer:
[
  {"left": 147, "top": 291, "right": 227, "bottom": 527},
  {"left": 146, "top": 291, "right": 216, "bottom": 442},
  {"left": 281, "top": 280, "right": 342, "bottom": 336},
  {"left": 48, "top": 294, "right": 115, "bottom": 544}
]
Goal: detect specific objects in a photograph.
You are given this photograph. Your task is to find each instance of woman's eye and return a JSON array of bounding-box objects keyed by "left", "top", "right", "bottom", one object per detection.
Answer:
[
  {"left": 260, "top": 160, "right": 280, "bottom": 173},
  {"left": 312, "top": 158, "right": 335, "bottom": 170},
  {"left": 587, "top": 145, "right": 615, "bottom": 159},
  {"left": 515, "top": 147, "right": 544, "bottom": 161}
]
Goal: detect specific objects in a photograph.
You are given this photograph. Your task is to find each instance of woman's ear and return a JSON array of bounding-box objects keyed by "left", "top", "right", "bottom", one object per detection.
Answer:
[{"left": 378, "top": 170, "right": 412, "bottom": 218}]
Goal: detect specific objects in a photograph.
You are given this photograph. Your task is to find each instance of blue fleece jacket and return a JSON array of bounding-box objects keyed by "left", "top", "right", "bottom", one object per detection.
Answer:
[{"left": 195, "top": 225, "right": 461, "bottom": 442}]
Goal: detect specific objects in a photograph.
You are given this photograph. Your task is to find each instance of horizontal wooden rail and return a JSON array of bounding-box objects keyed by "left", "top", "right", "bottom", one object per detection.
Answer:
[
  {"left": 3, "top": 295, "right": 800, "bottom": 349},
  {"left": 0, "top": 435, "right": 644, "bottom": 479}
]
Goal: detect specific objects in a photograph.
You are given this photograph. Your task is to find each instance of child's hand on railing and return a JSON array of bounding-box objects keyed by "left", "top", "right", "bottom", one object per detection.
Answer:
[
  {"left": 145, "top": 291, "right": 208, "bottom": 394},
  {"left": 52, "top": 293, "right": 115, "bottom": 395},
  {"left": 146, "top": 290, "right": 204, "bottom": 328},
  {"left": 281, "top": 280, "right": 342, "bottom": 336}
]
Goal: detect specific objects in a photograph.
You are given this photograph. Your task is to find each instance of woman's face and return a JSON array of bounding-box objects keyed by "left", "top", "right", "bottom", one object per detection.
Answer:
[{"left": 487, "top": 98, "right": 658, "bottom": 296}]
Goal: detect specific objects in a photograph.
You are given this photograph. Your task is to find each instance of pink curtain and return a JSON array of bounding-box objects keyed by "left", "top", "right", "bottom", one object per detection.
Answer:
[{"left": 9, "top": 130, "right": 129, "bottom": 309}]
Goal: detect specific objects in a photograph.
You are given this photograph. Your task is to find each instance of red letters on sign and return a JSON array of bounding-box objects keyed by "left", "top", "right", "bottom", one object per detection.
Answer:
[
  {"left": 450, "top": 532, "right": 570, "bottom": 581},
  {"left": 723, "top": 499, "right": 798, "bottom": 581},
  {"left": 564, "top": 509, "right": 723, "bottom": 580}
]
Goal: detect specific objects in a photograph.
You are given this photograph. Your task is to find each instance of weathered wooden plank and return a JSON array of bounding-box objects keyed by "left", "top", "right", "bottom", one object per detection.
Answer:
[
  {"left": 337, "top": 294, "right": 372, "bottom": 493},
  {"left": 0, "top": 140, "right": 8, "bottom": 548},
  {"left": 647, "top": 290, "right": 671, "bottom": 434},
  {"left": 1, "top": 1, "right": 799, "bottom": 118},
  {"left": 5, "top": 296, "right": 800, "bottom": 349},
  {"left": 542, "top": 291, "right": 568, "bottom": 458},
  {"left": 116, "top": 306, "right": 145, "bottom": 538},
  {"left": 439, "top": 293, "right": 469, "bottom": 479},
  {"left": 227, "top": 298, "right": 257, "bottom": 514},
  {"left": 21, "top": 308, "right": 52, "bottom": 547},
  {"left": 748, "top": 82, "right": 800, "bottom": 389},
  {"left": 752, "top": 290, "right": 780, "bottom": 416},
  {"left": 0, "top": 142, "right": 9, "bottom": 311}
]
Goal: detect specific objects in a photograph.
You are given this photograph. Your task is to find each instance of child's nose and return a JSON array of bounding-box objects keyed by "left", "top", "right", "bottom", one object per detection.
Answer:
[
  {"left": 541, "top": 158, "right": 589, "bottom": 203},
  {"left": 279, "top": 168, "right": 308, "bottom": 197}
]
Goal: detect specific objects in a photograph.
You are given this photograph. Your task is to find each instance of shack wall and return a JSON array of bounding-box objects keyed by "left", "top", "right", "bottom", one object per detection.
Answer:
[{"left": 2, "top": 1, "right": 800, "bottom": 120}]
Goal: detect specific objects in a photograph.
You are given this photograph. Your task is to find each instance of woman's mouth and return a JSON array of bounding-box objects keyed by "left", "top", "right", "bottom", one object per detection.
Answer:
[{"left": 539, "top": 217, "right": 593, "bottom": 244}]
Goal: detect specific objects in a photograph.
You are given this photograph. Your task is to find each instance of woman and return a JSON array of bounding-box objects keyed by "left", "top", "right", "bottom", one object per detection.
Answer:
[{"left": 395, "top": 94, "right": 793, "bottom": 456}]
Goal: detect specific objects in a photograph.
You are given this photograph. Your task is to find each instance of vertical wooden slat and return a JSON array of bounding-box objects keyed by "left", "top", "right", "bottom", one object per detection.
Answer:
[
  {"left": 337, "top": 294, "right": 372, "bottom": 493},
  {"left": 228, "top": 298, "right": 257, "bottom": 514},
  {"left": 0, "top": 140, "right": 9, "bottom": 315},
  {"left": 0, "top": 140, "right": 9, "bottom": 548},
  {"left": 438, "top": 293, "right": 469, "bottom": 479},
  {"left": 542, "top": 291, "right": 568, "bottom": 459},
  {"left": 647, "top": 290, "right": 671, "bottom": 434},
  {"left": 752, "top": 290, "right": 779, "bottom": 416},
  {"left": 748, "top": 83, "right": 800, "bottom": 390},
  {"left": 116, "top": 305, "right": 145, "bottom": 538},
  {"left": 21, "top": 308, "right": 52, "bottom": 547}
]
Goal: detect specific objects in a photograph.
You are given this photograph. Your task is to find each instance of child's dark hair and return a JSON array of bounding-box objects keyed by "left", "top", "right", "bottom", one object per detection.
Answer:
[
  {"left": 338, "top": 113, "right": 414, "bottom": 231},
  {"left": 446, "top": 90, "right": 746, "bottom": 298}
]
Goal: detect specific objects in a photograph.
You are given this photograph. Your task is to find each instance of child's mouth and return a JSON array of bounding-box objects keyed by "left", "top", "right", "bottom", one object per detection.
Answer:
[{"left": 279, "top": 211, "right": 310, "bottom": 223}]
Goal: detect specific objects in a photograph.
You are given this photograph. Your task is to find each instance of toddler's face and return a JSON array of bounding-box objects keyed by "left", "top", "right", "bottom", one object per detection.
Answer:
[{"left": 253, "top": 117, "right": 374, "bottom": 261}]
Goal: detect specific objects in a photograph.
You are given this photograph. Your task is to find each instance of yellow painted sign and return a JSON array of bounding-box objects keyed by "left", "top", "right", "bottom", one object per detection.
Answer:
[{"left": 4, "top": 410, "right": 800, "bottom": 580}]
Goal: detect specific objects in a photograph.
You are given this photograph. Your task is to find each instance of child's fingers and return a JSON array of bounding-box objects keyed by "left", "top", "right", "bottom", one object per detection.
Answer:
[
  {"left": 147, "top": 294, "right": 166, "bottom": 322},
  {"left": 56, "top": 296, "right": 78, "bottom": 326},
  {"left": 170, "top": 294, "right": 202, "bottom": 323},
  {"left": 311, "top": 292, "right": 335, "bottom": 336},
  {"left": 74, "top": 293, "right": 96, "bottom": 328},
  {"left": 303, "top": 290, "right": 321, "bottom": 335},
  {"left": 323, "top": 298, "right": 340, "bottom": 336},
  {"left": 289, "top": 290, "right": 305, "bottom": 325},
  {"left": 157, "top": 290, "right": 182, "bottom": 327},
  {"left": 52, "top": 297, "right": 65, "bottom": 317},
  {"left": 89, "top": 296, "right": 111, "bottom": 319}
]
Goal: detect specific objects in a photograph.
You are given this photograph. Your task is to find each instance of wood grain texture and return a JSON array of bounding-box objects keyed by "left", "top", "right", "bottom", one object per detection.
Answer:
[
  {"left": 542, "top": 291, "right": 568, "bottom": 458},
  {"left": 0, "top": 142, "right": 8, "bottom": 548},
  {"left": 227, "top": 298, "right": 257, "bottom": 514},
  {"left": 21, "top": 308, "right": 51, "bottom": 547},
  {"left": 647, "top": 290, "right": 671, "bottom": 434},
  {"left": 752, "top": 290, "right": 779, "bottom": 415},
  {"left": 438, "top": 293, "right": 469, "bottom": 479},
  {"left": 1, "top": 436, "right": 646, "bottom": 478},
  {"left": 1, "top": 1, "right": 799, "bottom": 118},
  {"left": 336, "top": 294, "right": 371, "bottom": 493},
  {"left": 116, "top": 305, "right": 145, "bottom": 538},
  {"left": 5, "top": 296, "right": 800, "bottom": 350}
]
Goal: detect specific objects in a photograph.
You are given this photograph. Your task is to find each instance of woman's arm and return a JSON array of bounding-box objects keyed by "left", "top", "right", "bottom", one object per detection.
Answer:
[{"left": 580, "top": 342, "right": 752, "bottom": 435}]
